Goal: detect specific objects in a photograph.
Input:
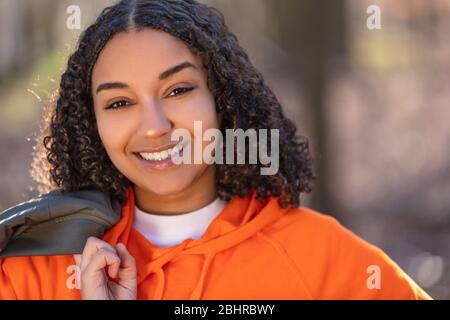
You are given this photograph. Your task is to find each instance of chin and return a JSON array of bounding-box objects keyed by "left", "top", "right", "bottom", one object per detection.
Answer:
[
  {"left": 148, "top": 186, "right": 187, "bottom": 197},
  {"left": 143, "top": 177, "right": 195, "bottom": 197}
]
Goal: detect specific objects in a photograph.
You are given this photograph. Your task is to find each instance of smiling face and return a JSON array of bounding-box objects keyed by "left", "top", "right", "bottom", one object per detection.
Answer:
[{"left": 91, "top": 28, "right": 219, "bottom": 214}]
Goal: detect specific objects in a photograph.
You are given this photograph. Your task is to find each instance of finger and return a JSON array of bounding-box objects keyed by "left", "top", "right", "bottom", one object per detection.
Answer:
[
  {"left": 83, "top": 248, "right": 121, "bottom": 279},
  {"left": 107, "top": 281, "right": 136, "bottom": 300},
  {"left": 82, "top": 237, "right": 116, "bottom": 261},
  {"left": 115, "top": 243, "right": 137, "bottom": 284},
  {"left": 80, "top": 237, "right": 116, "bottom": 270},
  {"left": 73, "top": 254, "right": 82, "bottom": 267},
  {"left": 80, "top": 244, "right": 114, "bottom": 274},
  {"left": 114, "top": 243, "right": 137, "bottom": 298},
  {"left": 115, "top": 243, "right": 136, "bottom": 272}
]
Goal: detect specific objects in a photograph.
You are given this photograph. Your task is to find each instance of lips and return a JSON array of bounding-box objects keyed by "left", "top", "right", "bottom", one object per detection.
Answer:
[
  {"left": 135, "top": 142, "right": 178, "bottom": 154},
  {"left": 133, "top": 142, "right": 186, "bottom": 171}
]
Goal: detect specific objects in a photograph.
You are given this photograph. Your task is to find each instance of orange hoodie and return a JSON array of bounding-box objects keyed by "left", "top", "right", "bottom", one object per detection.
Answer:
[{"left": 0, "top": 187, "right": 431, "bottom": 300}]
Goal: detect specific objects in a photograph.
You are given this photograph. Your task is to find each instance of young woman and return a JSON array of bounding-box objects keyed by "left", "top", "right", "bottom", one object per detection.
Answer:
[{"left": 0, "top": 0, "right": 430, "bottom": 300}]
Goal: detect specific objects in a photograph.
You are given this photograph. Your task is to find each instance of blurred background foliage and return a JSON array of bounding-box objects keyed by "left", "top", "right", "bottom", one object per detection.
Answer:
[{"left": 0, "top": 0, "right": 448, "bottom": 299}]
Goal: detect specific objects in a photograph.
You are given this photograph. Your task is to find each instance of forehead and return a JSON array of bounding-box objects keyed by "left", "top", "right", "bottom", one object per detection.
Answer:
[{"left": 91, "top": 28, "right": 200, "bottom": 86}]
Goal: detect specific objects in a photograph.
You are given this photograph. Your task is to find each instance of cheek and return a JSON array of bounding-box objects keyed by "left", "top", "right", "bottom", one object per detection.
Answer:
[
  {"left": 180, "top": 95, "right": 218, "bottom": 162},
  {"left": 173, "top": 90, "right": 218, "bottom": 130},
  {"left": 96, "top": 115, "right": 130, "bottom": 156}
]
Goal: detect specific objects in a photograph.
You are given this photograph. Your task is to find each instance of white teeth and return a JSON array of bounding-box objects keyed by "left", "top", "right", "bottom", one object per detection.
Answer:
[{"left": 139, "top": 141, "right": 183, "bottom": 161}]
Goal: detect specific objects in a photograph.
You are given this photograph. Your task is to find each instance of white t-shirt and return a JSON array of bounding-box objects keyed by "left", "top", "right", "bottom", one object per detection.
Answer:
[{"left": 133, "top": 198, "right": 227, "bottom": 248}]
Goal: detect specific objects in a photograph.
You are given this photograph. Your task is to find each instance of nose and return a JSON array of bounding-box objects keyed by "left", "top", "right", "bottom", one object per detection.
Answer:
[{"left": 137, "top": 99, "right": 172, "bottom": 139}]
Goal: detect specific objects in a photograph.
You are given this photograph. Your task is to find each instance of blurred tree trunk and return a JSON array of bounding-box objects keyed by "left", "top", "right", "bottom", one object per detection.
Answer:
[
  {"left": 0, "top": 0, "right": 57, "bottom": 82},
  {"left": 272, "top": 0, "right": 348, "bottom": 217},
  {"left": 0, "top": 0, "right": 29, "bottom": 80}
]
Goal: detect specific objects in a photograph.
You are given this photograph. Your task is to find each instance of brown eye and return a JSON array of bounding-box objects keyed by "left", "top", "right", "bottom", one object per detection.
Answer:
[
  {"left": 168, "top": 87, "right": 194, "bottom": 97},
  {"left": 106, "top": 100, "right": 130, "bottom": 110}
]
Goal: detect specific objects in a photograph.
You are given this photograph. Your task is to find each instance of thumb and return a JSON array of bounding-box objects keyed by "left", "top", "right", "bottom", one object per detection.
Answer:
[{"left": 115, "top": 243, "right": 137, "bottom": 280}]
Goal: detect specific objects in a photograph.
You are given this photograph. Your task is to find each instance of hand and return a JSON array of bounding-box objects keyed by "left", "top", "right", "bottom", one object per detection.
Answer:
[{"left": 79, "top": 237, "right": 137, "bottom": 300}]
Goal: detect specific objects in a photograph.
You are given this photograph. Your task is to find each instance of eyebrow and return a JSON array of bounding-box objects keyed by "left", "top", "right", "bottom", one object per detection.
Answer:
[{"left": 95, "top": 61, "right": 198, "bottom": 95}]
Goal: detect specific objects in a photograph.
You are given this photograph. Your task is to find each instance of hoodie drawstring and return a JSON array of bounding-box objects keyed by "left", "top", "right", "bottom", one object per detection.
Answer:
[
  {"left": 189, "top": 252, "right": 215, "bottom": 300},
  {"left": 150, "top": 252, "right": 215, "bottom": 300},
  {"left": 153, "top": 268, "right": 166, "bottom": 300}
]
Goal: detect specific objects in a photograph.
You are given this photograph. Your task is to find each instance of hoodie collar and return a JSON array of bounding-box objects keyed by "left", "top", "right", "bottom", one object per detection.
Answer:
[{"left": 101, "top": 187, "right": 289, "bottom": 298}]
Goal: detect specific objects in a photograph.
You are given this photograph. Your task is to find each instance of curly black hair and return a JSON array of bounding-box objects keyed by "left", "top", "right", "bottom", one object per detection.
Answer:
[{"left": 30, "top": 0, "right": 316, "bottom": 208}]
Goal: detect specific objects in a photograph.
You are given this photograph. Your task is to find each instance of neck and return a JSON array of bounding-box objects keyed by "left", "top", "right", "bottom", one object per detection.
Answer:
[{"left": 133, "top": 166, "right": 217, "bottom": 216}]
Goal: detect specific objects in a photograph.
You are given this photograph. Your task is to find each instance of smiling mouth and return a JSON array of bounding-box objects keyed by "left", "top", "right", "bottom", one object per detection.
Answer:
[{"left": 134, "top": 141, "right": 185, "bottom": 162}]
